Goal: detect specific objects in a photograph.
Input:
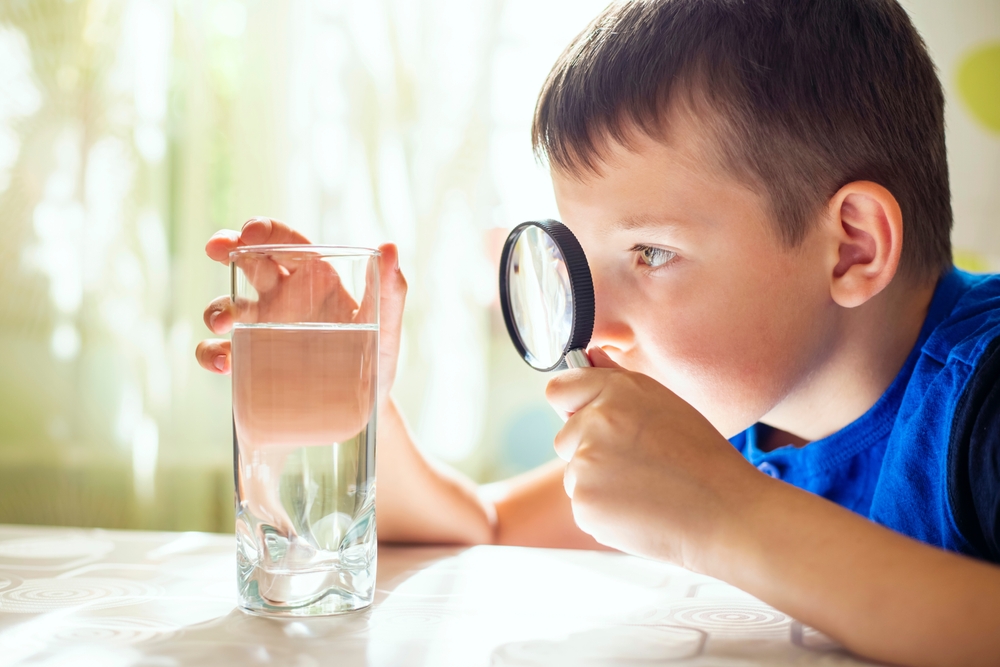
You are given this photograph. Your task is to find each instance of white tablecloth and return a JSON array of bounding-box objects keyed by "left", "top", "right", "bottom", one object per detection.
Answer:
[{"left": 0, "top": 524, "right": 874, "bottom": 666}]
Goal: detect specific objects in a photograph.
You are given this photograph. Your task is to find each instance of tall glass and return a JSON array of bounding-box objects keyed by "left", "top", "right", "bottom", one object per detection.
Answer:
[{"left": 230, "top": 245, "right": 379, "bottom": 616}]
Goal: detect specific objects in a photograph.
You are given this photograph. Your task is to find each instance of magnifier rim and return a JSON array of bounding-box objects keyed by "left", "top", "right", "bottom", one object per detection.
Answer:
[{"left": 499, "top": 219, "right": 596, "bottom": 372}]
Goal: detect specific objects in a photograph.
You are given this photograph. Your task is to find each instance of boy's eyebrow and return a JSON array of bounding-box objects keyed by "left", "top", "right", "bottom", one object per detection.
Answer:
[{"left": 610, "top": 214, "right": 688, "bottom": 233}]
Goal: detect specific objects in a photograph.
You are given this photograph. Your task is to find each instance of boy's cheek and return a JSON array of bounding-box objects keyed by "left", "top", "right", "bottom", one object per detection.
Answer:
[{"left": 624, "top": 313, "right": 794, "bottom": 438}]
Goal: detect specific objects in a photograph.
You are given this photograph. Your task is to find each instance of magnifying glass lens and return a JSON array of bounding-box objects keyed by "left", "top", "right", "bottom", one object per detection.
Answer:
[
  {"left": 508, "top": 227, "right": 574, "bottom": 369},
  {"left": 500, "top": 220, "right": 595, "bottom": 372}
]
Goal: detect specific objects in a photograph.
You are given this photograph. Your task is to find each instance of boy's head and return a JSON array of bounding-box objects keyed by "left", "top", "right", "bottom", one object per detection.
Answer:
[{"left": 534, "top": 0, "right": 952, "bottom": 437}]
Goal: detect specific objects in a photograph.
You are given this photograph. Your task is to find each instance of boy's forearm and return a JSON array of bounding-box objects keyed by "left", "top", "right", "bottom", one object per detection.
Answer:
[
  {"left": 705, "top": 476, "right": 1000, "bottom": 667},
  {"left": 374, "top": 398, "right": 495, "bottom": 545}
]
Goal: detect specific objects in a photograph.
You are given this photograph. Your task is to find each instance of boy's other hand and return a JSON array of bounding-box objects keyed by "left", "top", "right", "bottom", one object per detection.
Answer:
[
  {"left": 546, "top": 346, "right": 760, "bottom": 571},
  {"left": 195, "top": 217, "right": 408, "bottom": 404}
]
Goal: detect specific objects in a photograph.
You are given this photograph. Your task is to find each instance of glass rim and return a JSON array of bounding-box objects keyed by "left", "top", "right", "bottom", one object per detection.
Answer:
[{"left": 230, "top": 244, "right": 380, "bottom": 258}]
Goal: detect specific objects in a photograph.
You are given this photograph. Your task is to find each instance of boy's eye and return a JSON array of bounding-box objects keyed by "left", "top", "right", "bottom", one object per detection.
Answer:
[{"left": 633, "top": 244, "right": 676, "bottom": 268}]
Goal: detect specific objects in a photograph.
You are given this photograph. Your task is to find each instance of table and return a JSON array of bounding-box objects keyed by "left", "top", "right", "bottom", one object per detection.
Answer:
[{"left": 0, "top": 524, "right": 874, "bottom": 666}]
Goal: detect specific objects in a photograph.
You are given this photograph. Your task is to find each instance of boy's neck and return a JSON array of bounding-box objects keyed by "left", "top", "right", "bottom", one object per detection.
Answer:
[{"left": 758, "top": 278, "right": 938, "bottom": 449}]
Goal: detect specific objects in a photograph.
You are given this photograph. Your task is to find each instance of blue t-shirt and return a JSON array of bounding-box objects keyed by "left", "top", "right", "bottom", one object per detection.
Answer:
[{"left": 730, "top": 268, "right": 1000, "bottom": 563}]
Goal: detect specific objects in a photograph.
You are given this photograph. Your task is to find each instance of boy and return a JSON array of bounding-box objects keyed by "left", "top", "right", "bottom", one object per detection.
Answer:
[{"left": 197, "top": 0, "right": 1000, "bottom": 664}]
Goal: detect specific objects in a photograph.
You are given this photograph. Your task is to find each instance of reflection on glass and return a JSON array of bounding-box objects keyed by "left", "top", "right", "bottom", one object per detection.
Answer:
[{"left": 507, "top": 226, "right": 574, "bottom": 369}]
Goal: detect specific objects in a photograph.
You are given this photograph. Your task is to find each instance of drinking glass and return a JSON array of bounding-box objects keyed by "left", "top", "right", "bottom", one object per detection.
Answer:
[{"left": 230, "top": 245, "right": 379, "bottom": 616}]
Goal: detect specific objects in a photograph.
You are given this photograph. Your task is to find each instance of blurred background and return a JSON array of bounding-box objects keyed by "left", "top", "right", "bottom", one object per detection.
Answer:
[{"left": 0, "top": 0, "right": 998, "bottom": 533}]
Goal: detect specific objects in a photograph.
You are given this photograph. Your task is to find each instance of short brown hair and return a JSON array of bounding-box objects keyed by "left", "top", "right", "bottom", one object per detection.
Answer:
[{"left": 533, "top": 0, "right": 952, "bottom": 281}]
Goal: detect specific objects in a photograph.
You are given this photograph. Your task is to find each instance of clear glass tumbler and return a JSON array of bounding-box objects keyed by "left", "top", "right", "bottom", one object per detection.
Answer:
[{"left": 230, "top": 245, "right": 379, "bottom": 616}]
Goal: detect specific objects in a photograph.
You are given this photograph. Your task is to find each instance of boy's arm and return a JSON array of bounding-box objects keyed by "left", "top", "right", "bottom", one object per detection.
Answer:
[
  {"left": 485, "top": 459, "right": 610, "bottom": 549},
  {"left": 373, "top": 397, "right": 493, "bottom": 544},
  {"left": 546, "top": 347, "right": 1000, "bottom": 667},
  {"left": 714, "top": 477, "right": 1000, "bottom": 667},
  {"left": 375, "top": 397, "right": 606, "bottom": 549}
]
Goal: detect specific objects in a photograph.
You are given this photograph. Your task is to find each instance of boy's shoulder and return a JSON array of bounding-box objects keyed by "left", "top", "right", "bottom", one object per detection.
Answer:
[
  {"left": 877, "top": 269, "right": 1000, "bottom": 562},
  {"left": 920, "top": 269, "right": 1000, "bottom": 369}
]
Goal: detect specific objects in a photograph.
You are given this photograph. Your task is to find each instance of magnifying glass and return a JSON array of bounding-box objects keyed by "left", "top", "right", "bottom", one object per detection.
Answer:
[{"left": 499, "top": 220, "right": 595, "bottom": 371}]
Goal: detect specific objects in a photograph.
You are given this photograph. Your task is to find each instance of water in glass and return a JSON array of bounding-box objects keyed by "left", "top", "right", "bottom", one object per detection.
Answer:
[{"left": 232, "top": 322, "right": 378, "bottom": 615}]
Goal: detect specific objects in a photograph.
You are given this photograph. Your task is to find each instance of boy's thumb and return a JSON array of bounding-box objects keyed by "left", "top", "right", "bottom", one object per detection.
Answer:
[{"left": 588, "top": 346, "right": 621, "bottom": 369}]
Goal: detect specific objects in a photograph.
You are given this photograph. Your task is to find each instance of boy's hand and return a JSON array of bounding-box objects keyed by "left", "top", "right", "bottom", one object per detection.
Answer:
[
  {"left": 194, "top": 217, "right": 408, "bottom": 405},
  {"left": 545, "top": 347, "right": 760, "bottom": 570}
]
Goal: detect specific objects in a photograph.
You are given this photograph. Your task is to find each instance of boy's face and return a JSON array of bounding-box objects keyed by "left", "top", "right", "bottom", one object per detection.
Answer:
[{"left": 551, "top": 113, "right": 839, "bottom": 438}]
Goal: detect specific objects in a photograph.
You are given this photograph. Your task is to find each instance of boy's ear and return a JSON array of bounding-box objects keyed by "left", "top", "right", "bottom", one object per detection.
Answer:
[{"left": 824, "top": 181, "right": 903, "bottom": 308}]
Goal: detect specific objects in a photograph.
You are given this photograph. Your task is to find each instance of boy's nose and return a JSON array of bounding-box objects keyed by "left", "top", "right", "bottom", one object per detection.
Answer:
[{"left": 589, "top": 287, "right": 635, "bottom": 352}]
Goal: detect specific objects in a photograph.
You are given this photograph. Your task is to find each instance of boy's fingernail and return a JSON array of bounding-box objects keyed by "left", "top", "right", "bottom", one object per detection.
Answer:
[
  {"left": 209, "top": 311, "right": 220, "bottom": 328},
  {"left": 213, "top": 355, "right": 227, "bottom": 371}
]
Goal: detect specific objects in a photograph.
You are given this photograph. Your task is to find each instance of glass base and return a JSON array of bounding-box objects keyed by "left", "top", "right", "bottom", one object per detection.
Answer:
[{"left": 238, "top": 564, "right": 375, "bottom": 617}]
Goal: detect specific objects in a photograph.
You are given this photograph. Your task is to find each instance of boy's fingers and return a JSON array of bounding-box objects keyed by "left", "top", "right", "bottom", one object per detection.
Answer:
[
  {"left": 239, "top": 218, "right": 311, "bottom": 246},
  {"left": 206, "top": 219, "right": 312, "bottom": 266},
  {"left": 563, "top": 463, "right": 577, "bottom": 499},
  {"left": 377, "top": 244, "right": 406, "bottom": 377},
  {"left": 206, "top": 229, "right": 241, "bottom": 264},
  {"left": 349, "top": 244, "right": 406, "bottom": 400},
  {"left": 207, "top": 219, "right": 312, "bottom": 290},
  {"left": 234, "top": 219, "right": 319, "bottom": 296},
  {"left": 310, "top": 262, "right": 358, "bottom": 319},
  {"left": 195, "top": 339, "right": 232, "bottom": 374},
  {"left": 207, "top": 229, "right": 287, "bottom": 297},
  {"left": 240, "top": 255, "right": 287, "bottom": 295},
  {"left": 553, "top": 402, "right": 607, "bottom": 463},
  {"left": 204, "top": 295, "right": 236, "bottom": 333},
  {"left": 545, "top": 368, "right": 611, "bottom": 416},
  {"left": 588, "top": 346, "right": 622, "bottom": 369},
  {"left": 553, "top": 413, "right": 584, "bottom": 462},
  {"left": 377, "top": 243, "right": 406, "bottom": 334}
]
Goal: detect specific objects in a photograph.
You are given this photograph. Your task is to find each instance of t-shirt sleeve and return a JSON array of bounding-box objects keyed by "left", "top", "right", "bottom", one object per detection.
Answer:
[{"left": 948, "top": 335, "right": 1000, "bottom": 563}]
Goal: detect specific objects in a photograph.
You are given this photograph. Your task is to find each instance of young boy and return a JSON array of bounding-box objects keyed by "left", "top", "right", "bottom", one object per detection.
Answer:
[{"left": 197, "top": 0, "right": 1000, "bottom": 664}]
